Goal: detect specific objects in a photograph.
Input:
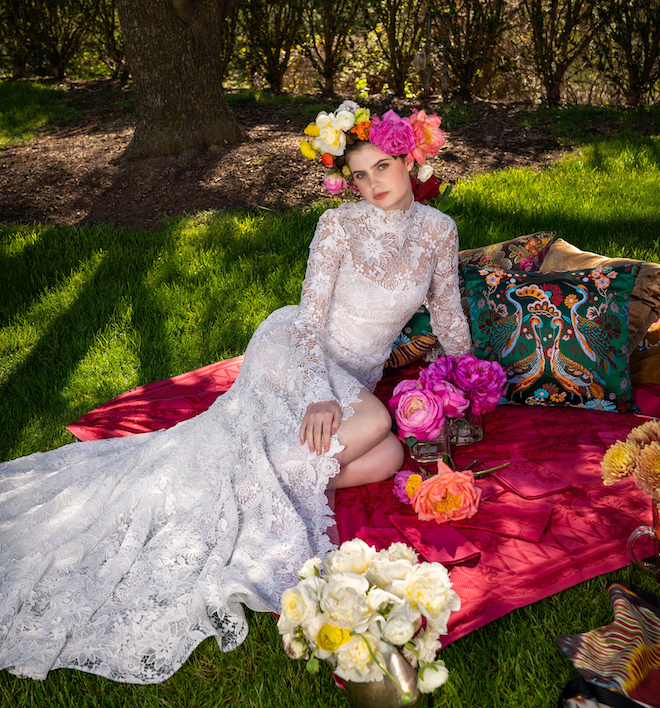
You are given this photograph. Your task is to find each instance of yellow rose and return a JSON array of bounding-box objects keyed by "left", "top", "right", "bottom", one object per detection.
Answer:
[
  {"left": 300, "top": 140, "right": 318, "bottom": 160},
  {"left": 304, "top": 123, "right": 320, "bottom": 137},
  {"left": 354, "top": 108, "right": 370, "bottom": 124},
  {"left": 317, "top": 623, "right": 352, "bottom": 652}
]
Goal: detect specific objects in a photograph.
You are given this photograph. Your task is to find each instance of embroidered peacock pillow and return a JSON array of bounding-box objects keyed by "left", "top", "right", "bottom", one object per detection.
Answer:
[
  {"left": 386, "top": 232, "right": 557, "bottom": 368},
  {"left": 462, "top": 263, "right": 641, "bottom": 413}
]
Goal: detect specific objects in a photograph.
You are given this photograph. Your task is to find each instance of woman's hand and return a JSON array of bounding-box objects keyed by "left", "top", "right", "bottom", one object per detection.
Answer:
[{"left": 300, "top": 400, "right": 342, "bottom": 455}]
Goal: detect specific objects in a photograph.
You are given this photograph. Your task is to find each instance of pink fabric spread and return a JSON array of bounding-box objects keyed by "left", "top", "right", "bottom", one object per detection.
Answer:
[{"left": 66, "top": 358, "right": 660, "bottom": 647}]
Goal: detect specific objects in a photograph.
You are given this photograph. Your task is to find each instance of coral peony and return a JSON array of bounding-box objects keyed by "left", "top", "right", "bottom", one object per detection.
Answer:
[
  {"left": 369, "top": 110, "right": 417, "bottom": 158},
  {"left": 406, "top": 109, "right": 446, "bottom": 165},
  {"left": 394, "top": 389, "right": 446, "bottom": 441},
  {"left": 411, "top": 462, "right": 481, "bottom": 524}
]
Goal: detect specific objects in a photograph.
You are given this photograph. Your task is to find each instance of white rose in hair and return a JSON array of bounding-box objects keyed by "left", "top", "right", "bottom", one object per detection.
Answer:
[
  {"left": 336, "top": 100, "right": 360, "bottom": 114},
  {"left": 335, "top": 110, "right": 356, "bottom": 131},
  {"left": 418, "top": 164, "right": 434, "bottom": 182}
]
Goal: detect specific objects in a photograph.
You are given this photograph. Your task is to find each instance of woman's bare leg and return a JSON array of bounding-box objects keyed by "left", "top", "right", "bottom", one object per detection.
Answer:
[{"left": 332, "top": 388, "right": 404, "bottom": 488}]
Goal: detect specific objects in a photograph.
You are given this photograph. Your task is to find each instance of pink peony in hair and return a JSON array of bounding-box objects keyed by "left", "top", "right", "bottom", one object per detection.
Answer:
[{"left": 369, "top": 110, "right": 416, "bottom": 158}]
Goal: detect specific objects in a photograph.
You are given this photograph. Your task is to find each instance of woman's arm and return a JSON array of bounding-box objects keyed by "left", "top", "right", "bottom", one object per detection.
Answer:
[
  {"left": 427, "top": 215, "right": 473, "bottom": 356},
  {"left": 293, "top": 209, "right": 346, "bottom": 453}
]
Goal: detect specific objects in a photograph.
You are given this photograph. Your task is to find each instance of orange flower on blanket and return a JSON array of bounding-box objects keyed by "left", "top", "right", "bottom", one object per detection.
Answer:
[{"left": 411, "top": 461, "right": 481, "bottom": 524}]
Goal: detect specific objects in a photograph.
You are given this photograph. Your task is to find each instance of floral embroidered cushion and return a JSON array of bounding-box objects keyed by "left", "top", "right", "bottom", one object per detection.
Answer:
[
  {"left": 459, "top": 231, "right": 557, "bottom": 273},
  {"left": 539, "top": 238, "right": 660, "bottom": 352},
  {"left": 385, "top": 305, "right": 437, "bottom": 368},
  {"left": 386, "top": 232, "right": 557, "bottom": 368},
  {"left": 462, "top": 263, "right": 641, "bottom": 413}
]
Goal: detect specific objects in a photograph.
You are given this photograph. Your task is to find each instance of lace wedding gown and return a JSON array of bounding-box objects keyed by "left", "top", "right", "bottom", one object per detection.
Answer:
[{"left": 0, "top": 199, "right": 471, "bottom": 683}]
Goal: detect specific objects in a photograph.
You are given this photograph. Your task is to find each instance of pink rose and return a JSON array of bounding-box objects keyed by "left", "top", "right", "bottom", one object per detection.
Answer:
[
  {"left": 389, "top": 379, "right": 422, "bottom": 413},
  {"left": 411, "top": 462, "right": 481, "bottom": 524},
  {"left": 369, "top": 110, "right": 416, "bottom": 157},
  {"left": 394, "top": 388, "right": 445, "bottom": 441},
  {"left": 323, "top": 171, "right": 347, "bottom": 194},
  {"left": 406, "top": 109, "right": 446, "bottom": 165},
  {"left": 452, "top": 354, "right": 507, "bottom": 415}
]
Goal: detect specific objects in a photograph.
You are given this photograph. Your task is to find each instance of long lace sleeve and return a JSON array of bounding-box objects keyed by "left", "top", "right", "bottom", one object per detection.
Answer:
[
  {"left": 292, "top": 209, "right": 345, "bottom": 409},
  {"left": 427, "top": 215, "right": 473, "bottom": 356}
]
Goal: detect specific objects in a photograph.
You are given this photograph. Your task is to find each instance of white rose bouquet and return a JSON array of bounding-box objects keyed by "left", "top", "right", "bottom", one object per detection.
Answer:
[{"left": 277, "top": 539, "right": 460, "bottom": 699}]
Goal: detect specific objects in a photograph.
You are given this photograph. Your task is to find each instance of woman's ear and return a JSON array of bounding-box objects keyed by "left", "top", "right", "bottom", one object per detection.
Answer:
[{"left": 404, "top": 157, "right": 414, "bottom": 173}]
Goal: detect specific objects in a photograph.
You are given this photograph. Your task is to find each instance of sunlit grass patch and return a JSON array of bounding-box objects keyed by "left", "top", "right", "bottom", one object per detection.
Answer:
[{"left": 0, "top": 80, "right": 76, "bottom": 148}]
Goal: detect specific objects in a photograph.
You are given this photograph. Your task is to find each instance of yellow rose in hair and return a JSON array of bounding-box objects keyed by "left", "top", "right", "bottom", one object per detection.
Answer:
[
  {"left": 354, "top": 108, "right": 370, "bottom": 124},
  {"left": 300, "top": 140, "right": 318, "bottom": 160},
  {"left": 304, "top": 123, "right": 320, "bottom": 137}
]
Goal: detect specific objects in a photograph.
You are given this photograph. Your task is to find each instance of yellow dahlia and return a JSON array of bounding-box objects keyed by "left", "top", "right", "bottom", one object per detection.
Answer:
[
  {"left": 627, "top": 420, "right": 660, "bottom": 448},
  {"left": 601, "top": 440, "right": 639, "bottom": 485},
  {"left": 634, "top": 441, "right": 660, "bottom": 496}
]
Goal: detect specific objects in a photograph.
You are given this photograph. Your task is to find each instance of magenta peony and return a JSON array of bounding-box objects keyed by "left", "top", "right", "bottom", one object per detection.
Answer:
[
  {"left": 411, "top": 462, "right": 481, "bottom": 524},
  {"left": 369, "top": 110, "right": 417, "bottom": 158},
  {"left": 451, "top": 354, "right": 507, "bottom": 415},
  {"left": 394, "top": 389, "right": 446, "bottom": 441},
  {"left": 406, "top": 109, "right": 446, "bottom": 165},
  {"left": 419, "top": 357, "right": 455, "bottom": 389}
]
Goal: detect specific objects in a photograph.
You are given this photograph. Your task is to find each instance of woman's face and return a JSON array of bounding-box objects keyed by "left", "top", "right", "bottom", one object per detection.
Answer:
[{"left": 346, "top": 143, "right": 414, "bottom": 212}]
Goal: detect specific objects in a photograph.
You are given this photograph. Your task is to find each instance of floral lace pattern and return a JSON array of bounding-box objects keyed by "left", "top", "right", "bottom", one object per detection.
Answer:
[{"left": 0, "top": 200, "right": 470, "bottom": 683}]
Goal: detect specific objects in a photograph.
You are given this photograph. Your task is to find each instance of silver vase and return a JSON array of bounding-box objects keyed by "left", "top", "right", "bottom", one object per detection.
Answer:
[{"left": 345, "top": 650, "right": 422, "bottom": 708}]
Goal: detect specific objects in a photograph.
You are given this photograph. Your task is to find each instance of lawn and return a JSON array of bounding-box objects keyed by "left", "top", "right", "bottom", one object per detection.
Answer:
[{"left": 1, "top": 94, "right": 660, "bottom": 707}]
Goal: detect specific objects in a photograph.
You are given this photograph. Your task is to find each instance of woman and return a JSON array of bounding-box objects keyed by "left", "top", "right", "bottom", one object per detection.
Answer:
[{"left": 0, "top": 103, "right": 471, "bottom": 683}]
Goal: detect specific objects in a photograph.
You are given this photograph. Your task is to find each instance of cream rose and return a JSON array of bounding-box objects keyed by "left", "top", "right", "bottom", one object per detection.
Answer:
[
  {"left": 417, "top": 661, "right": 449, "bottom": 693},
  {"left": 335, "top": 110, "right": 356, "bottom": 131},
  {"left": 366, "top": 552, "right": 415, "bottom": 594},
  {"left": 382, "top": 614, "right": 415, "bottom": 646},
  {"left": 417, "top": 164, "right": 434, "bottom": 182},
  {"left": 278, "top": 576, "right": 324, "bottom": 633}
]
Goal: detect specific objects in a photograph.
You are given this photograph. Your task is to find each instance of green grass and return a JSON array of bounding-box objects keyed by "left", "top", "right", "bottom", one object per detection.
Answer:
[
  {"left": 2, "top": 127, "right": 660, "bottom": 706},
  {"left": 0, "top": 80, "right": 76, "bottom": 148},
  {"left": 450, "top": 135, "right": 660, "bottom": 262}
]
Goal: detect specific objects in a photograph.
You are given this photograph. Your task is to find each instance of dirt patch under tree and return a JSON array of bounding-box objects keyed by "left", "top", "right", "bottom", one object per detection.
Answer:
[{"left": 0, "top": 80, "right": 569, "bottom": 231}]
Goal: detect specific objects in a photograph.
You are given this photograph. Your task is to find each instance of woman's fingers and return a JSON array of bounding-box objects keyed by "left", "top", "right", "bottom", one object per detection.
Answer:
[{"left": 300, "top": 401, "right": 342, "bottom": 455}]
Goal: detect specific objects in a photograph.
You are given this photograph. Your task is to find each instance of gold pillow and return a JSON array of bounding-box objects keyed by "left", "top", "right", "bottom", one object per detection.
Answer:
[{"left": 539, "top": 239, "right": 660, "bottom": 352}]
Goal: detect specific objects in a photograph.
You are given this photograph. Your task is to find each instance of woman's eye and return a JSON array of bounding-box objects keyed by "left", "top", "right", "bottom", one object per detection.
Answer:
[
  {"left": 378, "top": 163, "right": 388, "bottom": 170},
  {"left": 354, "top": 172, "right": 364, "bottom": 179}
]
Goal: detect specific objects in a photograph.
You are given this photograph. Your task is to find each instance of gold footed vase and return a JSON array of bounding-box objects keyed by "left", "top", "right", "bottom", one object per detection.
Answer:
[{"left": 345, "top": 650, "right": 422, "bottom": 708}]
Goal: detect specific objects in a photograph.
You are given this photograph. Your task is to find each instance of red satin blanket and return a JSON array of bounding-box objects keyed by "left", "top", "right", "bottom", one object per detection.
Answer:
[{"left": 67, "top": 361, "right": 660, "bottom": 646}]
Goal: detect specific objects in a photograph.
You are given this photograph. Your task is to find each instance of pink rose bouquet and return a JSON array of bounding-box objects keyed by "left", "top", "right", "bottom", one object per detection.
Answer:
[{"left": 411, "top": 462, "right": 481, "bottom": 524}]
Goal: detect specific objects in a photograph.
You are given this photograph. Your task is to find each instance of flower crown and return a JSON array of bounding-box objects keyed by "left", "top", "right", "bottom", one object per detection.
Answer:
[{"left": 300, "top": 100, "right": 447, "bottom": 196}]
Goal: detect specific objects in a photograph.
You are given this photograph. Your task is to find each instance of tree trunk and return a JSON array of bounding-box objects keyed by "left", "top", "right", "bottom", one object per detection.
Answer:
[{"left": 116, "top": 0, "right": 247, "bottom": 158}]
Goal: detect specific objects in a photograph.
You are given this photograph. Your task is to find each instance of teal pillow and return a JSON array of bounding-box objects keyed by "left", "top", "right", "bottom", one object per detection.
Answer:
[{"left": 461, "top": 263, "right": 641, "bottom": 413}]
